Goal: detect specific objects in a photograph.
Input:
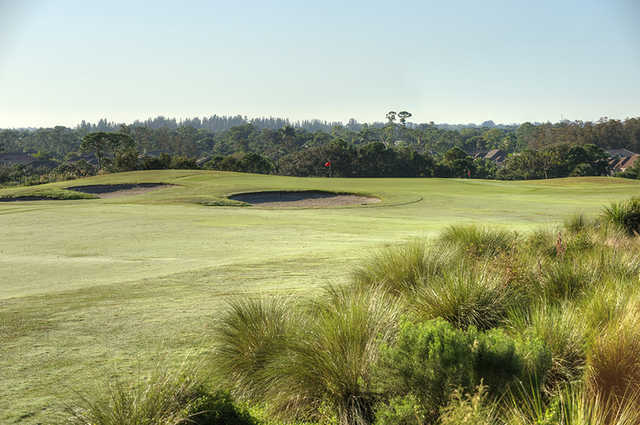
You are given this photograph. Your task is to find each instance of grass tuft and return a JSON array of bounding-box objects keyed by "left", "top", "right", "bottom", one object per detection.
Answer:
[
  {"left": 438, "top": 225, "right": 517, "bottom": 258},
  {"left": 411, "top": 262, "right": 516, "bottom": 330}
]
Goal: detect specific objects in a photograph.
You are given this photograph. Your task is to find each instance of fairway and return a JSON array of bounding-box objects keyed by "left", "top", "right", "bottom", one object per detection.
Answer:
[{"left": 2, "top": 170, "right": 640, "bottom": 424}]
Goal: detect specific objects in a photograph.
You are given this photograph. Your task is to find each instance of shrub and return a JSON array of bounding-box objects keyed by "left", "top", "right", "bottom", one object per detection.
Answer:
[
  {"left": 506, "top": 384, "right": 640, "bottom": 425},
  {"left": 438, "top": 225, "right": 517, "bottom": 257},
  {"left": 563, "top": 213, "right": 592, "bottom": 234},
  {"left": 538, "top": 258, "right": 596, "bottom": 300},
  {"left": 374, "top": 319, "right": 544, "bottom": 422},
  {"left": 602, "top": 197, "right": 640, "bottom": 235},
  {"left": 374, "top": 394, "right": 426, "bottom": 425},
  {"left": 374, "top": 319, "right": 476, "bottom": 421},
  {"left": 267, "top": 285, "right": 402, "bottom": 425}
]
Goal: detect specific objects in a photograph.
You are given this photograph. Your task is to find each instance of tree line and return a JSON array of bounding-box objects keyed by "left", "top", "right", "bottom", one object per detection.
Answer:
[{"left": 1, "top": 116, "right": 640, "bottom": 185}]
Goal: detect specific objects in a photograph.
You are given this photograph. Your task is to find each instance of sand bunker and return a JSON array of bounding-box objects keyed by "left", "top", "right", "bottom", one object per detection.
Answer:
[
  {"left": 229, "top": 190, "right": 380, "bottom": 208},
  {"left": 66, "top": 183, "right": 172, "bottom": 198}
]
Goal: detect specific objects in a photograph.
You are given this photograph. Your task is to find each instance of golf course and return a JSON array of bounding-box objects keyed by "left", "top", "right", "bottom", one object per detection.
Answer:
[{"left": 2, "top": 170, "right": 640, "bottom": 424}]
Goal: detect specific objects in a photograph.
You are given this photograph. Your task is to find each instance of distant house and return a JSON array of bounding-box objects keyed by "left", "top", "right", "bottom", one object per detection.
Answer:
[
  {"left": 196, "top": 156, "right": 211, "bottom": 167},
  {"left": 606, "top": 148, "right": 637, "bottom": 159},
  {"left": 0, "top": 152, "right": 36, "bottom": 166},
  {"left": 613, "top": 154, "right": 640, "bottom": 173},
  {"left": 604, "top": 149, "right": 638, "bottom": 174},
  {"left": 483, "top": 149, "right": 507, "bottom": 164}
]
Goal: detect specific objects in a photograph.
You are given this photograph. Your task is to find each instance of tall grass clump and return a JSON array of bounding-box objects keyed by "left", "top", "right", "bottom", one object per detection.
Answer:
[
  {"left": 439, "top": 384, "right": 498, "bottom": 425},
  {"left": 587, "top": 307, "right": 640, "bottom": 410},
  {"left": 508, "top": 303, "right": 586, "bottom": 393},
  {"left": 563, "top": 213, "right": 595, "bottom": 234},
  {"left": 66, "top": 360, "right": 256, "bottom": 425},
  {"left": 602, "top": 197, "right": 640, "bottom": 235},
  {"left": 351, "top": 241, "right": 457, "bottom": 295},
  {"left": 411, "top": 262, "right": 516, "bottom": 330},
  {"left": 213, "top": 296, "right": 295, "bottom": 400},
  {"left": 214, "top": 286, "right": 402, "bottom": 425},
  {"left": 438, "top": 225, "right": 517, "bottom": 257},
  {"left": 507, "top": 384, "right": 640, "bottom": 425}
]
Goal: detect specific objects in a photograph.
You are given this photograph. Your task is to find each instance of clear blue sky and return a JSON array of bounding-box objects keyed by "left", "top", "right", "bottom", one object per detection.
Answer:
[{"left": 0, "top": 0, "right": 638, "bottom": 128}]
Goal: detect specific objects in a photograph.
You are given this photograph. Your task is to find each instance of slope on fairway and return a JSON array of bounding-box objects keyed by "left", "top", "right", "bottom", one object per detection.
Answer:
[{"left": 2, "top": 171, "right": 640, "bottom": 424}]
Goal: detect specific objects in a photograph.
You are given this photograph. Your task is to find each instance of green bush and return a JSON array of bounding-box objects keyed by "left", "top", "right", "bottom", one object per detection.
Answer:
[
  {"left": 374, "top": 319, "right": 546, "bottom": 422},
  {"left": 374, "top": 395, "right": 426, "bottom": 425},
  {"left": 375, "top": 319, "right": 476, "bottom": 420}
]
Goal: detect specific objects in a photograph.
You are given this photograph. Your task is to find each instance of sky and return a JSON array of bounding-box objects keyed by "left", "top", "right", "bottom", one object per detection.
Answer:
[{"left": 0, "top": 0, "right": 638, "bottom": 128}]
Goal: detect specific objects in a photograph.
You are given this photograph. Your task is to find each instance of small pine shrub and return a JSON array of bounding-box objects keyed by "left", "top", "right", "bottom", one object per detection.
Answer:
[
  {"left": 374, "top": 319, "right": 545, "bottom": 422},
  {"left": 374, "top": 319, "right": 476, "bottom": 420},
  {"left": 374, "top": 394, "right": 426, "bottom": 425}
]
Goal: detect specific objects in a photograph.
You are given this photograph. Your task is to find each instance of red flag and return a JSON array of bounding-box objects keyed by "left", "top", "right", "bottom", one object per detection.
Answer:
[{"left": 324, "top": 161, "right": 331, "bottom": 167}]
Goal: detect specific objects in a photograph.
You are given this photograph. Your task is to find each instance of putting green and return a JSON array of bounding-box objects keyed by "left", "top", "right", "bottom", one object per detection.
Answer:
[{"left": 2, "top": 170, "right": 640, "bottom": 424}]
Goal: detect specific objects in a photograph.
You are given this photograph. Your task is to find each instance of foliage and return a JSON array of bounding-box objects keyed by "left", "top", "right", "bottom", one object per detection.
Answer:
[
  {"left": 506, "top": 384, "right": 640, "bottom": 425},
  {"left": 373, "top": 394, "right": 426, "bottom": 425}
]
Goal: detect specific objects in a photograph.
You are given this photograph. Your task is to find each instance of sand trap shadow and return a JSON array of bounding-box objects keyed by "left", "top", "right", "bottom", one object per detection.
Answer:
[
  {"left": 66, "top": 183, "right": 173, "bottom": 198},
  {"left": 228, "top": 190, "right": 380, "bottom": 208}
]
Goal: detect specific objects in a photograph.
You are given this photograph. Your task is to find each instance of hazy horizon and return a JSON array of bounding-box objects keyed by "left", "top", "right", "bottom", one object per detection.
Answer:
[{"left": 1, "top": 0, "right": 638, "bottom": 128}]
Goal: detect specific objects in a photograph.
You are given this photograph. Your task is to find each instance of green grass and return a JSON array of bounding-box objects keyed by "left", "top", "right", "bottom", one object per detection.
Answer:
[{"left": 2, "top": 171, "right": 640, "bottom": 423}]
